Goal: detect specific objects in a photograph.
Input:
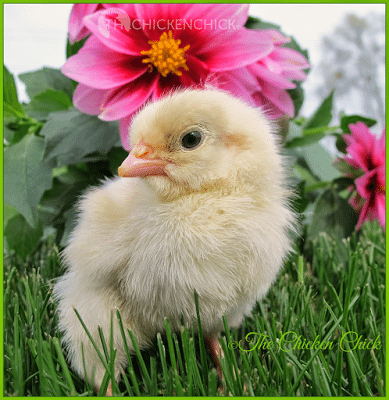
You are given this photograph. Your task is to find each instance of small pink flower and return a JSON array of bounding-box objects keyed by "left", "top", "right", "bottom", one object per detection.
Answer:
[
  {"left": 343, "top": 122, "right": 385, "bottom": 230},
  {"left": 62, "top": 4, "right": 309, "bottom": 149}
]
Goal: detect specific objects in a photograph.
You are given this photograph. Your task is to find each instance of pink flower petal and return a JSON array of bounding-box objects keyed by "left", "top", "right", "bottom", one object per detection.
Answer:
[
  {"left": 223, "top": 66, "right": 261, "bottom": 92},
  {"left": 198, "top": 28, "right": 273, "bottom": 71},
  {"left": 344, "top": 155, "right": 362, "bottom": 171},
  {"left": 282, "top": 69, "right": 308, "bottom": 81},
  {"left": 348, "top": 122, "right": 375, "bottom": 153},
  {"left": 83, "top": 8, "right": 149, "bottom": 55},
  {"left": 372, "top": 127, "right": 386, "bottom": 166},
  {"left": 73, "top": 84, "right": 109, "bottom": 115},
  {"left": 346, "top": 142, "right": 371, "bottom": 172},
  {"left": 68, "top": 3, "right": 101, "bottom": 44},
  {"left": 269, "top": 47, "right": 311, "bottom": 70},
  {"left": 252, "top": 91, "right": 286, "bottom": 119},
  {"left": 255, "top": 79, "right": 295, "bottom": 117},
  {"left": 183, "top": 55, "right": 210, "bottom": 83},
  {"left": 152, "top": 74, "right": 183, "bottom": 100},
  {"left": 355, "top": 170, "right": 375, "bottom": 199},
  {"left": 119, "top": 113, "right": 136, "bottom": 150},
  {"left": 250, "top": 62, "right": 296, "bottom": 89},
  {"left": 215, "top": 70, "right": 258, "bottom": 107},
  {"left": 376, "top": 193, "right": 386, "bottom": 229},
  {"left": 180, "top": 4, "right": 249, "bottom": 29},
  {"left": 62, "top": 36, "right": 147, "bottom": 89},
  {"left": 260, "top": 57, "right": 283, "bottom": 74},
  {"left": 133, "top": 3, "right": 200, "bottom": 40},
  {"left": 134, "top": 3, "right": 249, "bottom": 38},
  {"left": 376, "top": 165, "right": 385, "bottom": 188},
  {"left": 99, "top": 77, "right": 158, "bottom": 121},
  {"left": 259, "top": 29, "right": 291, "bottom": 45}
]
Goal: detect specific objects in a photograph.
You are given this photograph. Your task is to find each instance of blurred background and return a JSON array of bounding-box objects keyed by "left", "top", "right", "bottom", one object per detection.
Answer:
[{"left": 4, "top": 3, "right": 385, "bottom": 132}]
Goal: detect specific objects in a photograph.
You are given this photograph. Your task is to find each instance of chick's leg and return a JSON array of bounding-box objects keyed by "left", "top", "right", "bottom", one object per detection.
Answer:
[
  {"left": 54, "top": 272, "right": 128, "bottom": 395},
  {"left": 205, "top": 335, "right": 224, "bottom": 381}
]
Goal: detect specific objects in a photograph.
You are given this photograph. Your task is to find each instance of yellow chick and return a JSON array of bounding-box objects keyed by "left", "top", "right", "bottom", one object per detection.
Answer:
[{"left": 54, "top": 88, "right": 296, "bottom": 394}]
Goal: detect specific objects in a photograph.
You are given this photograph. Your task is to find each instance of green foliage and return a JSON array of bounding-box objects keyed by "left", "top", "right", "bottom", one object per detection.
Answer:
[
  {"left": 4, "top": 134, "right": 53, "bottom": 227},
  {"left": 244, "top": 15, "right": 281, "bottom": 31},
  {"left": 308, "top": 188, "right": 358, "bottom": 241},
  {"left": 340, "top": 114, "right": 377, "bottom": 133},
  {"left": 4, "top": 215, "right": 43, "bottom": 260},
  {"left": 4, "top": 66, "right": 25, "bottom": 118},
  {"left": 19, "top": 67, "right": 74, "bottom": 100},
  {"left": 25, "top": 89, "right": 73, "bottom": 119},
  {"left": 304, "top": 91, "right": 334, "bottom": 130},
  {"left": 3, "top": 66, "right": 122, "bottom": 256},
  {"left": 41, "top": 109, "right": 120, "bottom": 166},
  {"left": 3, "top": 222, "right": 385, "bottom": 396}
]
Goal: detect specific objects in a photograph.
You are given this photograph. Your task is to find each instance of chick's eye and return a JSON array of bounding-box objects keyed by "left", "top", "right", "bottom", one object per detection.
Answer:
[{"left": 180, "top": 131, "right": 203, "bottom": 150}]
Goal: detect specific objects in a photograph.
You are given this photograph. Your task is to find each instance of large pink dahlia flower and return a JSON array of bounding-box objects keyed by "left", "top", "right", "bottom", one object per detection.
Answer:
[
  {"left": 63, "top": 4, "right": 309, "bottom": 149},
  {"left": 343, "top": 122, "right": 385, "bottom": 230}
]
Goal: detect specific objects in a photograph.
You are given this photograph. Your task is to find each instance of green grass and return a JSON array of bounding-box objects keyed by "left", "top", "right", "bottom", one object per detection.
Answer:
[{"left": 3, "top": 221, "right": 385, "bottom": 396}]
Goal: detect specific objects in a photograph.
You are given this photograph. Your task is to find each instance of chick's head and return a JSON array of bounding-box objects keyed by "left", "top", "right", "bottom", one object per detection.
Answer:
[{"left": 119, "top": 89, "right": 284, "bottom": 200}]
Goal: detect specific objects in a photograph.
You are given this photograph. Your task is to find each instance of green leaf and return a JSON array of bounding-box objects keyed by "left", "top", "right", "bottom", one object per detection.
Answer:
[
  {"left": 4, "top": 203, "right": 19, "bottom": 227},
  {"left": 335, "top": 133, "right": 348, "bottom": 154},
  {"left": 308, "top": 188, "right": 358, "bottom": 241},
  {"left": 26, "top": 89, "right": 72, "bottom": 119},
  {"left": 285, "top": 132, "right": 325, "bottom": 148},
  {"left": 290, "top": 180, "right": 311, "bottom": 214},
  {"left": 38, "top": 171, "right": 91, "bottom": 226},
  {"left": 108, "top": 146, "right": 129, "bottom": 175},
  {"left": 18, "top": 67, "right": 74, "bottom": 100},
  {"left": 4, "top": 121, "right": 30, "bottom": 145},
  {"left": 40, "top": 109, "right": 121, "bottom": 166},
  {"left": 66, "top": 36, "right": 89, "bottom": 58},
  {"left": 332, "top": 177, "right": 355, "bottom": 192},
  {"left": 292, "top": 156, "right": 320, "bottom": 185},
  {"left": 4, "top": 134, "right": 53, "bottom": 227},
  {"left": 333, "top": 158, "right": 364, "bottom": 179},
  {"left": 4, "top": 102, "right": 25, "bottom": 119},
  {"left": 4, "top": 66, "right": 24, "bottom": 118},
  {"left": 4, "top": 214, "right": 43, "bottom": 258},
  {"left": 288, "top": 139, "right": 339, "bottom": 182},
  {"left": 303, "top": 142, "right": 340, "bottom": 182},
  {"left": 340, "top": 114, "right": 377, "bottom": 133},
  {"left": 244, "top": 16, "right": 281, "bottom": 30},
  {"left": 304, "top": 91, "right": 334, "bottom": 130}
]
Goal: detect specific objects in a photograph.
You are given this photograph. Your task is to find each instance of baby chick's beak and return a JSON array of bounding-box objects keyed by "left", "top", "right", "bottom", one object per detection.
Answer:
[{"left": 118, "top": 140, "right": 169, "bottom": 178}]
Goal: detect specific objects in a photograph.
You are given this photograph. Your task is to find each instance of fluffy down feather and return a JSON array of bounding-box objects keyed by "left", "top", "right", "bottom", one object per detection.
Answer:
[{"left": 54, "top": 88, "right": 296, "bottom": 393}]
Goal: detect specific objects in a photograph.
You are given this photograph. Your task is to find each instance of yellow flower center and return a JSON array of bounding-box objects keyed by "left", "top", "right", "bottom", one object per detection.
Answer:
[{"left": 140, "top": 31, "right": 190, "bottom": 77}]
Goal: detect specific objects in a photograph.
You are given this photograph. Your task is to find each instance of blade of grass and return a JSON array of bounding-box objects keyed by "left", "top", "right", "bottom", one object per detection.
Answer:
[
  {"left": 52, "top": 337, "right": 77, "bottom": 395},
  {"left": 127, "top": 329, "right": 152, "bottom": 389},
  {"left": 116, "top": 310, "right": 140, "bottom": 396},
  {"left": 222, "top": 315, "right": 243, "bottom": 394},
  {"left": 157, "top": 332, "right": 172, "bottom": 394},
  {"left": 194, "top": 291, "right": 208, "bottom": 385}
]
